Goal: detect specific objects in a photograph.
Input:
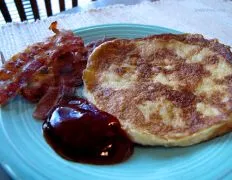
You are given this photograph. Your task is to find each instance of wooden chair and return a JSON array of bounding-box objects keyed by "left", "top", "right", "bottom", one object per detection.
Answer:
[{"left": 0, "top": 0, "right": 79, "bottom": 23}]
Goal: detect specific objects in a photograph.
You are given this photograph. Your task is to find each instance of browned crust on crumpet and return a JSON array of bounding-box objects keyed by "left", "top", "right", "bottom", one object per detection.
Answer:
[{"left": 83, "top": 33, "right": 232, "bottom": 146}]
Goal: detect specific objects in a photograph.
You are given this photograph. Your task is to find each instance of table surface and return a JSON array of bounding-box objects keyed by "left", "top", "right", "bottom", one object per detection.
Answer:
[
  {"left": 1, "top": 0, "right": 232, "bottom": 60},
  {"left": 0, "top": 0, "right": 232, "bottom": 179}
]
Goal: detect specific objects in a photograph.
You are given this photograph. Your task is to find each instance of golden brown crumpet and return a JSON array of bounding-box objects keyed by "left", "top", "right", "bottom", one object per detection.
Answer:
[{"left": 83, "top": 34, "right": 232, "bottom": 146}]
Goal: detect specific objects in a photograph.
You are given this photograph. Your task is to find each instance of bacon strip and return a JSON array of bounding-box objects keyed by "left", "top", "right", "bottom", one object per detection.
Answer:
[
  {"left": 33, "top": 86, "right": 60, "bottom": 120},
  {"left": 0, "top": 23, "right": 87, "bottom": 105},
  {"left": 33, "top": 81, "right": 77, "bottom": 120},
  {"left": 1, "top": 23, "right": 112, "bottom": 121},
  {"left": 0, "top": 58, "right": 43, "bottom": 104}
]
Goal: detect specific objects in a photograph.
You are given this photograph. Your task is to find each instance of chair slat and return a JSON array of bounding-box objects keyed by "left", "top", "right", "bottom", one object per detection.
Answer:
[
  {"left": 0, "top": 0, "right": 12, "bottom": 22},
  {"left": 72, "top": 0, "right": 78, "bottom": 7},
  {"left": 29, "top": 0, "right": 40, "bottom": 20},
  {"left": 59, "top": 0, "right": 65, "bottom": 12},
  {"left": 2, "top": 0, "right": 89, "bottom": 24},
  {"left": 44, "top": 0, "right": 52, "bottom": 16},
  {"left": 14, "top": 0, "right": 27, "bottom": 21}
]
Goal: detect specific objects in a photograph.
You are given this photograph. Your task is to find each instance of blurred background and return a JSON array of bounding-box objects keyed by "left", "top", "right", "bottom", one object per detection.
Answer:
[{"left": 0, "top": 0, "right": 151, "bottom": 25}]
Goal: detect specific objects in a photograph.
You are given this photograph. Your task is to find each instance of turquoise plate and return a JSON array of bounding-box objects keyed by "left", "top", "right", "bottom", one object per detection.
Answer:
[{"left": 0, "top": 24, "right": 232, "bottom": 180}]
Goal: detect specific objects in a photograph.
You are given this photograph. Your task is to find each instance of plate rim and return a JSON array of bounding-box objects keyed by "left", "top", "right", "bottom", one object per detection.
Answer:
[{"left": 72, "top": 23, "right": 182, "bottom": 34}]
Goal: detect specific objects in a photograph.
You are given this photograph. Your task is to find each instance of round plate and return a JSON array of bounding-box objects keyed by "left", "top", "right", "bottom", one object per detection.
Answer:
[{"left": 0, "top": 24, "right": 232, "bottom": 180}]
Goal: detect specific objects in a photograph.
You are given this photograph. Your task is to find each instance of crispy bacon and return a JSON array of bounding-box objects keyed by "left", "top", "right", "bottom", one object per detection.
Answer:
[
  {"left": 0, "top": 23, "right": 115, "bottom": 121},
  {"left": 32, "top": 52, "right": 86, "bottom": 120},
  {"left": 49, "top": 21, "right": 60, "bottom": 34},
  {"left": 0, "top": 22, "right": 87, "bottom": 105},
  {"left": 33, "top": 80, "right": 76, "bottom": 120},
  {"left": 33, "top": 86, "right": 60, "bottom": 120},
  {"left": 21, "top": 50, "right": 86, "bottom": 103}
]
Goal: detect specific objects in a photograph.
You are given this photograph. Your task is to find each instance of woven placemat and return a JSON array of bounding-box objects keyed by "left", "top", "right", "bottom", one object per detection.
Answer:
[{"left": 0, "top": 0, "right": 232, "bottom": 60}]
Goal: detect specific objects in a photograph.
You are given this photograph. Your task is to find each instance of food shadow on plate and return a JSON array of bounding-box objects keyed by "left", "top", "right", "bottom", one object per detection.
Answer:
[{"left": 132, "top": 132, "right": 230, "bottom": 162}]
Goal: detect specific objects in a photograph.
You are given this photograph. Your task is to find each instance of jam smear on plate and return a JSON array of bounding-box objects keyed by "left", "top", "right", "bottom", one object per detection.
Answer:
[{"left": 43, "top": 97, "right": 134, "bottom": 165}]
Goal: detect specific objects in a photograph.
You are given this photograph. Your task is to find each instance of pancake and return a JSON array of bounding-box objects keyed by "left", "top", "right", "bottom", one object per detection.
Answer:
[{"left": 83, "top": 34, "right": 232, "bottom": 146}]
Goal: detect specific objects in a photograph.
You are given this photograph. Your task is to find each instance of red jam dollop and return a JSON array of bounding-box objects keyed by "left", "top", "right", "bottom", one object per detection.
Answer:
[{"left": 42, "top": 97, "right": 134, "bottom": 165}]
